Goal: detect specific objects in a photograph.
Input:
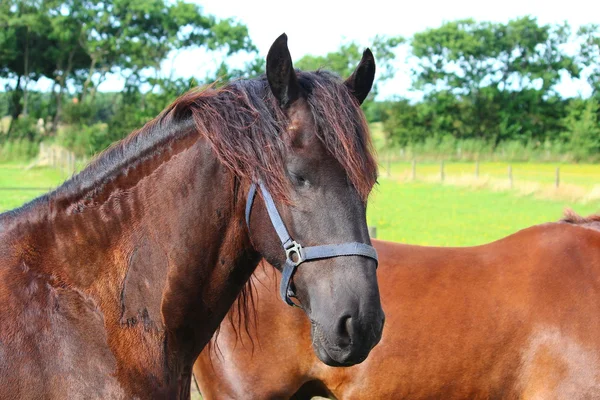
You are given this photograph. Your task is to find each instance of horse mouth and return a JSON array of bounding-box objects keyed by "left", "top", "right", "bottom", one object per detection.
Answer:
[{"left": 309, "top": 321, "right": 370, "bottom": 367}]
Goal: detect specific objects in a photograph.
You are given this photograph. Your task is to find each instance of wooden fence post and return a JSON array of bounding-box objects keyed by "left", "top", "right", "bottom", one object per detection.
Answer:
[
  {"left": 368, "top": 226, "right": 377, "bottom": 238},
  {"left": 440, "top": 160, "right": 445, "bottom": 182},
  {"left": 555, "top": 167, "right": 560, "bottom": 188},
  {"left": 411, "top": 159, "right": 416, "bottom": 181},
  {"left": 508, "top": 165, "right": 513, "bottom": 188},
  {"left": 475, "top": 160, "right": 479, "bottom": 179}
]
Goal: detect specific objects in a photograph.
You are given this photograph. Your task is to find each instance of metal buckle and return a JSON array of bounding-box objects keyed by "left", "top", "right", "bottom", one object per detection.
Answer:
[{"left": 285, "top": 240, "right": 304, "bottom": 266}]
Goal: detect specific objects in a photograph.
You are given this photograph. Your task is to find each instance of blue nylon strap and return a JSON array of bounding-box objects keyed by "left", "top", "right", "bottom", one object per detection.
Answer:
[
  {"left": 246, "top": 180, "right": 378, "bottom": 307},
  {"left": 257, "top": 182, "right": 293, "bottom": 248},
  {"left": 246, "top": 182, "right": 293, "bottom": 248},
  {"left": 245, "top": 183, "right": 257, "bottom": 228},
  {"left": 280, "top": 259, "right": 299, "bottom": 306},
  {"left": 303, "top": 242, "right": 378, "bottom": 265}
]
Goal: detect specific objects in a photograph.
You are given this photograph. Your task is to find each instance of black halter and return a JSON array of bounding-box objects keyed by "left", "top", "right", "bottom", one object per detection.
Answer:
[{"left": 245, "top": 180, "right": 379, "bottom": 307}]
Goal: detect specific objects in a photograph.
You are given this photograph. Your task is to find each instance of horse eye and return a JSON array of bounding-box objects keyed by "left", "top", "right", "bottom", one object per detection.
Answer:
[{"left": 290, "top": 172, "right": 308, "bottom": 186}]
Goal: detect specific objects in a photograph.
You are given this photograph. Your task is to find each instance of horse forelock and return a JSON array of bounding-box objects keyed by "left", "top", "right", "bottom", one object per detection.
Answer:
[{"left": 299, "top": 70, "right": 378, "bottom": 202}]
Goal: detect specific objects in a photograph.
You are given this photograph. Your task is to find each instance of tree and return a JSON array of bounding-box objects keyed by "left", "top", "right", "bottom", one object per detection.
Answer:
[
  {"left": 407, "top": 16, "right": 578, "bottom": 144},
  {"left": 0, "top": 1, "right": 56, "bottom": 127},
  {"left": 295, "top": 35, "right": 404, "bottom": 97},
  {"left": 561, "top": 97, "right": 600, "bottom": 160},
  {"left": 294, "top": 35, "right": 403, "bottom": 122},
  {"left": 578, "top": 24, "right": 600, "bottom": 98},
  {"left": 0, "top": 0, "right": 257, "bottom": 136}
]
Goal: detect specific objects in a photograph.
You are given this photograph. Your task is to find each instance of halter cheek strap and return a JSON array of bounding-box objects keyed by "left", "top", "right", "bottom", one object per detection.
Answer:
[{"left": 245, "top": 181, "right": 379, "bottom": 307}]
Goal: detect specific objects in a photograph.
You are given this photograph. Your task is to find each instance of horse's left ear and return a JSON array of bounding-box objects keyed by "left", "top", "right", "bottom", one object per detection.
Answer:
[{"left": 344, "top": 49, "right": 376, "bottom": 105}]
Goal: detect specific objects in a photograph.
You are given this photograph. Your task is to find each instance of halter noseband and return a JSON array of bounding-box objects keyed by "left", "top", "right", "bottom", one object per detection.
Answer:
[{"left": 245, "top": 180, "right": 379, "bottom": 307}]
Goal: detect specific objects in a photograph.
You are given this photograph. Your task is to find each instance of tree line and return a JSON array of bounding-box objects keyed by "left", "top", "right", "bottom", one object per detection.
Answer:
[
  {"left": 1, "top": 5, "right": 599, "bottom": 161},
  {"left": 383, "top": 17, "right": 600, "bottom": 161}
]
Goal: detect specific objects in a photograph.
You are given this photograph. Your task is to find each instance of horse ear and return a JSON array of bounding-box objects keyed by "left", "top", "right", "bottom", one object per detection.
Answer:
[
  {"left": 266, "top": 33, "right": 300, "bottom": 108},
  {"left": 344, "top": 49, "right": 376, "bottom": 105}
]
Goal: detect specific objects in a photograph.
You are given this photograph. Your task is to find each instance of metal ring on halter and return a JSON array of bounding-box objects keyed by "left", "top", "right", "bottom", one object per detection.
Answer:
[{"left": 245, "top": 180, "right": 378, "bottom": 307}]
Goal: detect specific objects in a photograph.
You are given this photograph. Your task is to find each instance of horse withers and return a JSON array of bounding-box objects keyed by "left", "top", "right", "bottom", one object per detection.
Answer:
[
  {"left": 194, "top": 212, "right": 600, "bottom": 399},
  {"left": 0, "top": 34, "right": 383, "bottom": 399}
]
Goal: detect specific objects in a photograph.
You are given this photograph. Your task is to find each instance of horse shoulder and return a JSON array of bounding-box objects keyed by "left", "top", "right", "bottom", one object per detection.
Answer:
[{"left": 0, "top": 257, "right": 124, "bottom": 399}]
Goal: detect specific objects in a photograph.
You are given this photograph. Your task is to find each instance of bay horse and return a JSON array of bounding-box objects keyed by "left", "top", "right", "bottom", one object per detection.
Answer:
[
  {"left": 0, "top": 34, "right": 384, "bottom": 399},
  {"left": 194, "top": 210, "right": 600, "bottom": 399}
]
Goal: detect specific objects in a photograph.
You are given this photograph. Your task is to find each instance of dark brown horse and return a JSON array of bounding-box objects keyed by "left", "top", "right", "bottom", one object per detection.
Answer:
[
  {"left": 0, "top": 34, "right": 385, "bottom": 399},
  {"left": 194, "top": 211, "right": 600, "bottom": 399}
]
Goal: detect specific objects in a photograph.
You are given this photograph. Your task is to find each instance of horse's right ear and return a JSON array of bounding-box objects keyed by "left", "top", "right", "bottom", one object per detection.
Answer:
[{"left": 266, "top": 33, "right": 300, "bottom": 108}]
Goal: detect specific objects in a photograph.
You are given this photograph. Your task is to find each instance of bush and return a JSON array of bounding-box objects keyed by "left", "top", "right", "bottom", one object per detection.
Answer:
[
  {"left": 0, "top": 139, "right": 40, "bottom": 162},
  {"left": 6, "top": 115, "right": 42, "bottom": 142},
  {"left": 57, "top": 123, "right": 109, "bottom": 156},
  {"left": 377, "top": 137, "right": 577, "bottom": 163},
  {"left": 561, "top": 98, "right": 600, "bottom": 162}
]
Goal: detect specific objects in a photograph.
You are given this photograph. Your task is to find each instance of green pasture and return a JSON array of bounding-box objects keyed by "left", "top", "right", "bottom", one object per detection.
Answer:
[
  {"left": 1, "top": 162, "right": 598, "bottom": 247},
  {"left": 367, "top": 178, "right": 599, "bottom": 246},
  {"left": 0, "top": 162, "right": 69, "bottom": 212}
]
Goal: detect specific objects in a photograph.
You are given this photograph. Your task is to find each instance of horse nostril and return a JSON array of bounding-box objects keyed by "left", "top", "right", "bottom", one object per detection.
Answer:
[
  {"left": 345, "top": 316, "right": 354, "bottom": 340},
  {"left": 335, "top": 315, "right": 354, "bottom": 347}
]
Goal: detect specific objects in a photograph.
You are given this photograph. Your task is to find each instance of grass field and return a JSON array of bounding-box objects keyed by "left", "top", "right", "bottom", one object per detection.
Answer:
[
  {"left": 0, "top": 162, "right": 69, "bottom": 212},
  {"left": 367, "top": 178, "right": 598, "bottom": 246},
  {"left": 1, "top": 162, "right": 598, "bottom": 247}
]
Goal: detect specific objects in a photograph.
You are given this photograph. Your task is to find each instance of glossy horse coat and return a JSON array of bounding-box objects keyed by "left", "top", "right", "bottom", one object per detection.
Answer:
[
  {"left": 194, "top": 212, "right": 600, "bottom": 399},
  {"left": 0, "top": 34, "right": 383, "bottom": 399}
]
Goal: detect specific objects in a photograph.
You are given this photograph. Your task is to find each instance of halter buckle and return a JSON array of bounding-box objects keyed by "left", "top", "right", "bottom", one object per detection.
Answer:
[{"left": 285, "top": 240, "right": 304, "bottom": 266}]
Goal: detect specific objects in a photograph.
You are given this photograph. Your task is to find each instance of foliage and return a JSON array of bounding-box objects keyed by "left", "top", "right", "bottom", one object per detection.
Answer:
[
  {"left": 0, "top": 0, "right": 256, "bottom": 136},
  {"left": 295, "top": 35, "right": 404, "bottom": 120},
  {"left": 1, "top": 11, "right": 599, "bottom": 162},
  {"left": 0, "top": 139, "right": 40, "bottom": 161},
  {"left": 378, "top": 16, "right": 599, "bottom": 159},
  {"left": 578, "top": 24, "right": 600, "bottom": 97},
  {"left": 561, "top": 98, "right": 600, "bottom": 161},
  {"left": 2, "top": 115, "right": 42, "bottom": 142},
  {"left": 57, "top": 123, "right": 108, "bottom": 156}
]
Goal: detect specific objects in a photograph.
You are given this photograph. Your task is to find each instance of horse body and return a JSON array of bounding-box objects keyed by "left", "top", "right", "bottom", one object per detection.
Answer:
[
  {"left": 0, "top": 35, "right": 384, "bottom": 398},
  {"left": 0, "top": 121, "right": 257, "bottom": 398},
  {"left": 194, "top": 221, "right": 600, "bottom": 399}
]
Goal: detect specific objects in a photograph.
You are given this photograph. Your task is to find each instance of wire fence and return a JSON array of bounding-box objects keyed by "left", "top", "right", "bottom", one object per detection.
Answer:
[{"left": 379, "top": 159, "right": 600, "bottom": 203}]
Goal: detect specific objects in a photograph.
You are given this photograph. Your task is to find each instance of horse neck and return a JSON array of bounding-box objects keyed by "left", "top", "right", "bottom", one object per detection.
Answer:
[{"left": 9, "top": 130, "right": 261, "bottom": 391}]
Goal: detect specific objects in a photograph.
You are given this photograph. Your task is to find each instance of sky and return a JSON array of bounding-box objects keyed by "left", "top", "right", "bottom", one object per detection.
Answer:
[
  {"left": 187, "top": 0, "right": 597, "bottom": 100},
  {"left": 6, "top": 0, "right": 598, "bottom": 100}
]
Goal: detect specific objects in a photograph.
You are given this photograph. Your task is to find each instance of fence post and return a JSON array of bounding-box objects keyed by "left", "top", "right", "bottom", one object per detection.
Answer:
[
  {"left": 555, "top": 167, "right": 560, "bottom": 188},
  {"left": 411, "top": 159, "right": 416, "bottom": 181},
  {"left": 387, "top": 152, "right": 391, "bottom": 178},
  {"left": 508, "top": 165, "right": 513, "bottom": 188},
  {"left": 440, "top": 160, "right": 445, "bottom": 182},
  {"left": 475, "top": 160, "right": 479, "bottom": 179},
  {"left": 368, "top": 226, "right": 377, "bottom": 238}
]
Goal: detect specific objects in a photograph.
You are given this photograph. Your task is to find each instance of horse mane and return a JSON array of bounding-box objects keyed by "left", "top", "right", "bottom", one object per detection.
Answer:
[
  {"left": 206, "top": 261, "right": 273, "bottom": 361},
  {"left": 559, "top": 208, "right": 600, "bottom": 232},
  {"left": 6, "top": 69, "right": 376, "bottom": 221}
]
